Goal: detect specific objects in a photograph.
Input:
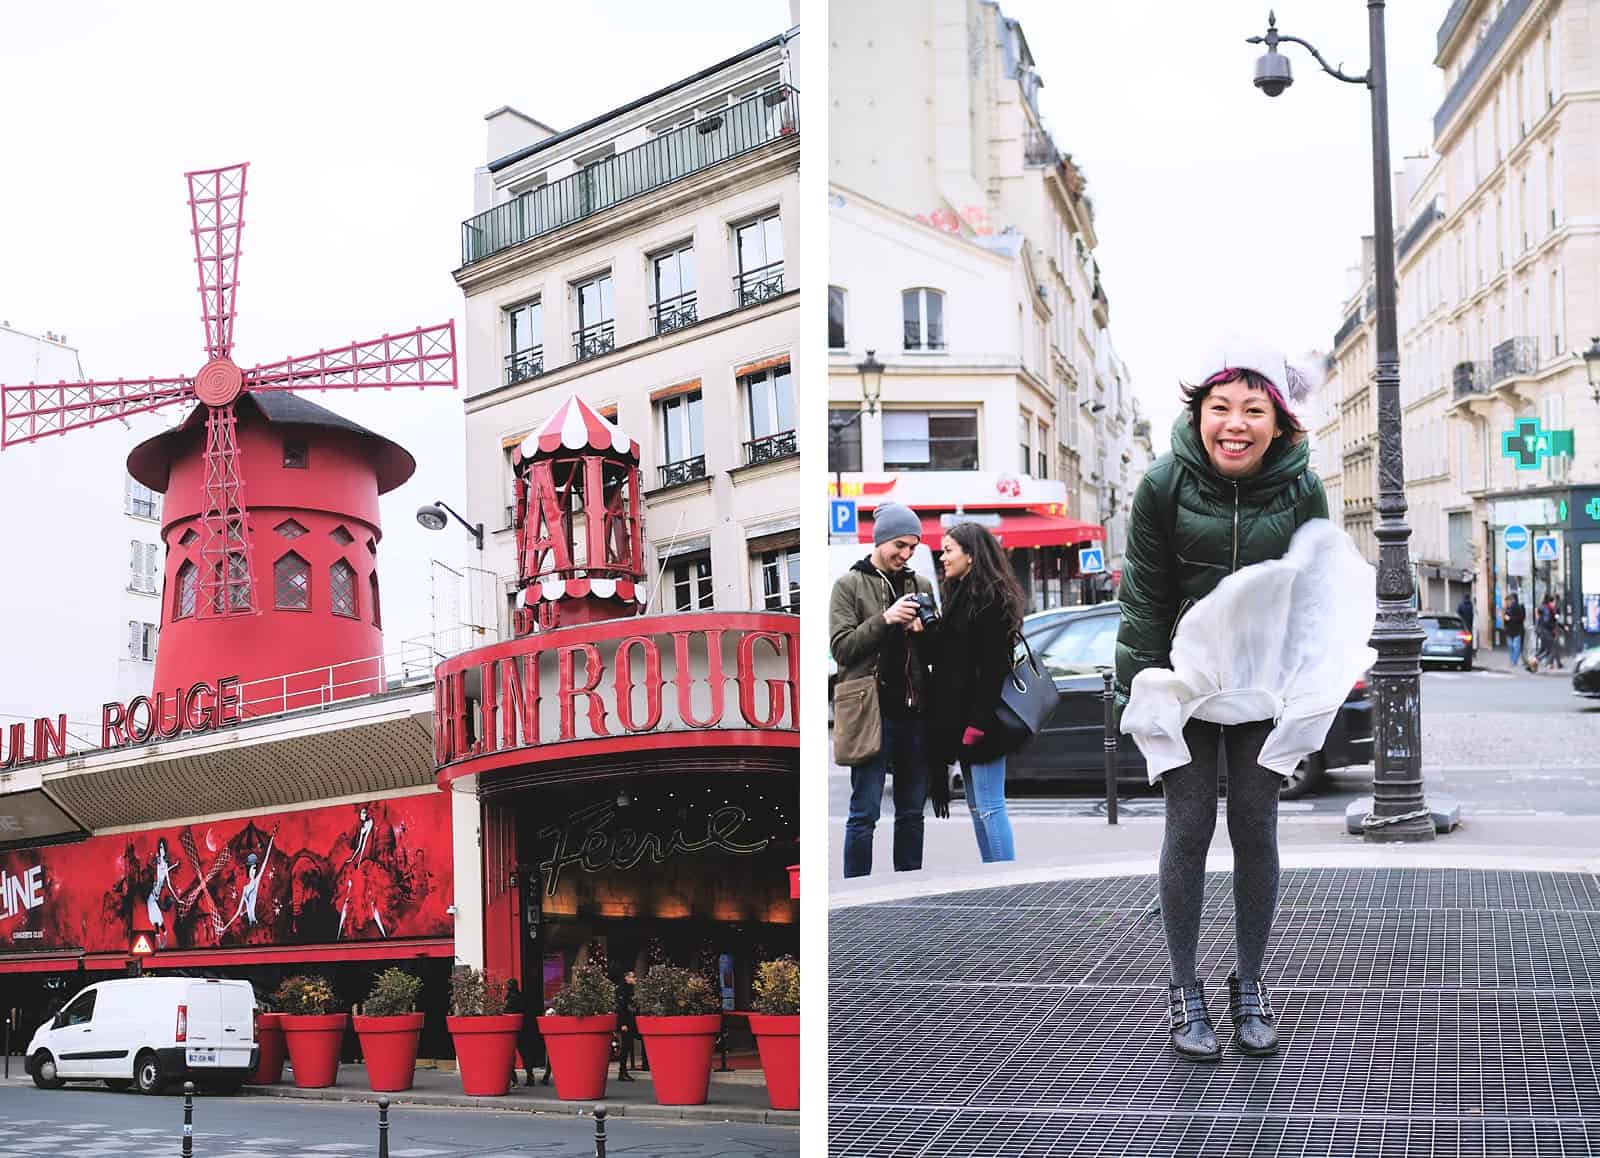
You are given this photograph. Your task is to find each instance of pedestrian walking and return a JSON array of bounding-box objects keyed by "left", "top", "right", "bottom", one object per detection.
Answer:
[
  {"left": 1115, "top": 340, "right": 1329, "bottom": 1062},
  {"left": 614, "top": 970, "right": 637, "bottom": 1081},
  {"left": 830, "top": 501, "right": 944, "bottom": 877},
  {"left": 926, "top": 522, "right": 1026, "bottom": 863},
  {"left": 1502, "top": 594, "right": 1526, "bottom": 670},
  {"left": 1536, "top": 594, "right": 1565, "bottom": 670}
]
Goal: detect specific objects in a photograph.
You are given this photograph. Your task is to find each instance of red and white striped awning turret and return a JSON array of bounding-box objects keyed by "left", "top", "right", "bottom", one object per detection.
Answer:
[{"left": 513, "top": 393, "right": 639, "bottom": 467}]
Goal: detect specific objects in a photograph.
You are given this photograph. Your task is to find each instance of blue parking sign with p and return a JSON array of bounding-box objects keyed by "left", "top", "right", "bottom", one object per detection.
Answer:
[
  {"left": 1078, "top": 547, "right": 1105, "bottom": 574},
  {"left": 831, "top": 498, "right": 858, "bottom": 535}
]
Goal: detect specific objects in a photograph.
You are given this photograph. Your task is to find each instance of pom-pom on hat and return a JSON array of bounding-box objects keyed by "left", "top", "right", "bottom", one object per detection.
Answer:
[{"left": 1191, "top": 334, "right": 1325, "bottom": 412}]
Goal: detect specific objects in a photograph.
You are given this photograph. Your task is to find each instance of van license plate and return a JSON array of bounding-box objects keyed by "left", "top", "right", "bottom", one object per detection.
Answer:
[{"left": 185, "top": 1048, "right": 218, "bottom": 1067}]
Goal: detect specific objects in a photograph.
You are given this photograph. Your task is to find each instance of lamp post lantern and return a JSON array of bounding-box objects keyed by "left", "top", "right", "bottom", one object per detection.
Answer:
[
  {"left": 1583, "top": 337, "right": 1600, "bottom": 405},
  {"left": 830, "top": 350, "right": 885, "bottom": 531},
  {"left": 1248, "top": 4, "right": 1434, "bottom": 841}
]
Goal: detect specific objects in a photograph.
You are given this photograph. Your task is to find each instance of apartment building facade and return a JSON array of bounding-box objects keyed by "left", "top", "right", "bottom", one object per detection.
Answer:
[{"left": 454, "top": 31, "right": 801, "bottom": 628}]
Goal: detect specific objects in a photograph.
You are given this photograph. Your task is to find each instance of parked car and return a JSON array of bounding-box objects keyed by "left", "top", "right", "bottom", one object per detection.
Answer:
[
  {"left": 1002, "top": 603, "right": 1373, "bottom": 799},
  {"left": 1573, "top": 647, "right": 1600, "bottom": 699},
  {"left": 27, "top": 977, "right": 259, "bottom": 1095},
  {"left": 1418, "top": 613, "right": 1473, "bottom": 670}
]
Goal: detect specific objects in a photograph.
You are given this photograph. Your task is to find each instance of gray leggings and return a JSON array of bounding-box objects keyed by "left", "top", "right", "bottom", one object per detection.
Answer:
[{"left": 1158, "top": 718, "right": 1281, "bottom": 986}]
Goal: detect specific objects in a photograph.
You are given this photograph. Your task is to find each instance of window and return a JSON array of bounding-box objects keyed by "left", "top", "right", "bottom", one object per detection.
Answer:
[
  {"left": 274, "top": 518, "right": 307, "bottom": 540},
  {"left": 828, "top": 286, "right": 847, "bottom": 350},
  {"left": 179, "top": 528, "right": 199, "bottom": 547},
  {"left": 760, "top": 547, "right": 800, "bottom": 614},
  {"left": 129, "top": 540, "right": 160, "bottom": 594},
  {"left": 733, "top": 212, "right": 784, "bottom": 306},
  {"left": 213, "top": 553, "right": 250, "bottom": 612},
  {"left": 504, "top": 298, "right": 544, "bottom": 384},
  {"left": 1038, "top": 420, "right": 1050, "bottom": 479},
  {"left": 650, "top": 244, "right": 696, "bottom": 335},
  {"left": 902, "top": 288, "right": 946, "bottom": 351},
  {"left": 127, "top": 621, "right": 158, "bottom": 663},
  {"left": 59, "top": 990, "right": 96, "bottom": 1027},
  {"left": 330, "top": 560, "right": 357, "bottom": 618},
  {"left": 173, "top": 561, "right": 198, "bottom": 619},
  {"left": 275, "top": 552, "right": 310, "bottom": 610},
  {"left": 884, "top": 409, "right": 979, "bottom": 471},
  {"left": 283, "top": 440, "right": 308, "bottom": 470},
  {"left": 125, "top": 475, "right": 161, "bottom": 520},
  {"left": 657, "top": 390, "right": 706, "bottom": 487},
  {"left": 1019, "top": 415, "right": 1032, "bottom": 476},
  {"left": 330, "top": 525, "right": 355, "bottom": 547},
  {"left": 670, "top": 554, "right": 714, "bottom": 611},
  {"left": 829, "top": 408, "right": 863, "bottom": 472},
  {"left": 370, "top": 571, "right": 382, "bottom": 628},
  {"left": 743, "top": 363, "right": 795, "bottom": 465},
  {"left": 573, "top": 273, "right": 615, "bottom": 360}
]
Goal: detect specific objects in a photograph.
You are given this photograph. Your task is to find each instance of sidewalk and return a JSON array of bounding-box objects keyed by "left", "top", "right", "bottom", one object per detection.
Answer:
[
  {"left": 236, "top": 1061, "right": 796, "bottom": 1127},
  {"left": 830, "top": 845, "right": 1600, "bottom": 1155},
  {"left": 1474, "top": 641, "right": 1578, "bottom": 676}
]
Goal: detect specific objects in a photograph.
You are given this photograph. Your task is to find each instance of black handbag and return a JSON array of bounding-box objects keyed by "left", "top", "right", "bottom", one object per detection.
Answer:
[{"left": 990, "top": 633, "right": 1061, "bottom": 753}]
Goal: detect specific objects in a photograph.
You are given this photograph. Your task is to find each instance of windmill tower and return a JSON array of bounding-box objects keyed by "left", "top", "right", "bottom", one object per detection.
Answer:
[{"left": 0, "top": 163, "right": 457, "bottom": 712}]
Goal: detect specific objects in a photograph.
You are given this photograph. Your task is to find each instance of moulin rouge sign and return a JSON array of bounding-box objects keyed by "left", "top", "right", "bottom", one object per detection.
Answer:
[
  {"left": 0, "top": 676, "right": 243, "bottom": 769},
  {"left": 434, "top": 613, "right": 798, "bottom": 769}
]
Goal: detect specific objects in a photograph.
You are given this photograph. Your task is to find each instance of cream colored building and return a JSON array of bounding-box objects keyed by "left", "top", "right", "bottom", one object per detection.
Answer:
[
  {"left": 1408, "top": 0, "right": 1600, "bottom": 639},
  {"left": 1332, "top": 238, "right": 1379, "bottom": 564},
  {"left": 453, "top": 30, "right": 800, "bottom": 629},
  {"left": 1301, "top": 351, "right": 1344, "bottom": 530}
]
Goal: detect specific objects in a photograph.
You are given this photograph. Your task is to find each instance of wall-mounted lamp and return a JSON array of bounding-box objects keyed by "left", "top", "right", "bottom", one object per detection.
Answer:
[{"left": 416, "top": 500, "right": 484, "bottom": 551}]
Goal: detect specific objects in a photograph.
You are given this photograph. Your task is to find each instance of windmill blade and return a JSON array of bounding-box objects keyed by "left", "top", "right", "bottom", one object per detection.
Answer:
[
  {"left": 196, "top": 402, "right": 256, "bottom": 618},
  {"left": 186, "top": 163, "right": 248, "bottom": 361},
  {"left": 245, "top": 321, "right": 457, "bottom": 393},
  {"left": 0, "top": 376, "right": 195, "bottom": 448}
]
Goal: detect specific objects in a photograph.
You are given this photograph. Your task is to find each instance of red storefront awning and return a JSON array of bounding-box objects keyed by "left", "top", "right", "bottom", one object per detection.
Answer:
[{"left": 860, "top": 511, "right": 1105, "bottom": 549}]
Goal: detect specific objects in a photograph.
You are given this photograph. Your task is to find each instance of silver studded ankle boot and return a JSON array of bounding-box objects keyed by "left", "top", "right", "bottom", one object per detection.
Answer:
[
  {"left": 1227, "top": 972, "right": 1279, "bottom": 1057},
  {"left": 1167, "top": 981, "right": 1220, "bottom": 1062}
]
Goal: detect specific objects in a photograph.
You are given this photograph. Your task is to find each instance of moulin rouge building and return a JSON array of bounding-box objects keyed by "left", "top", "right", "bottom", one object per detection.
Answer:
[{"left": 0, "top": 163, "right": 797, "bottom": 1051}]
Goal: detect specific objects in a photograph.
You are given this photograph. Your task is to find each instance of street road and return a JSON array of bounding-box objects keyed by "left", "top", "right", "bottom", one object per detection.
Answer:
[
  {"left": 828, "top": 666, "right": 1600, "bottom": 823},
  {"left": 0, "top": 1081, "right": 798, "bottom": 1157}
]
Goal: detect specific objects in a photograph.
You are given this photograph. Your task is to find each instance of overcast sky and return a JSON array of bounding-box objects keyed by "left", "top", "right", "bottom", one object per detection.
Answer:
[
  {"left": 0, "top": 0, "right": 789, "bottom": 720},
  {"left": 998, "top": 0, "right": 1442, "bottom": 452}
]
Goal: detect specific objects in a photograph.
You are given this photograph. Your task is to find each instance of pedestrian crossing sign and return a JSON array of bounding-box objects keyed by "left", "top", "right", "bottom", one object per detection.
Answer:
[
  {"left": 130, "top": 934, "right": 154, "bottom": 956},
  {"left": 1534, "top": 535, "right": 1559, "bottom": 563},
  {"left": 1078, "top": 547, "right": 1105, "bottom": 574}
]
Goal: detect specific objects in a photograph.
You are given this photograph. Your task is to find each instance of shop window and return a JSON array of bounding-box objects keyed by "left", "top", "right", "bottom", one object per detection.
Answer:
[
  {"left": 883, "top": 409, "right": 979, "bottom": 471},
  {"left": 173, "top": 561, "right": 198, "bottom": 619},
  {"left": 275, "top": 552, "right": 310, "bottom": 610},
  {"left": 330, "top": 560, "right": 358, "bottom": 618}
]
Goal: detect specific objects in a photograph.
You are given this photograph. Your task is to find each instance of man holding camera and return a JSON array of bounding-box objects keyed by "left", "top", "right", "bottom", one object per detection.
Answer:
[{"left": 830, "top": 502, "right": 947, "bottom": 877}]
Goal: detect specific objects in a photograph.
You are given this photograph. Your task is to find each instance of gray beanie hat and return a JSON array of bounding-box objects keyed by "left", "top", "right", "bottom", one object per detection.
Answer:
[{"left": 872, "top": 502, "right": 923, "bottom": 546}]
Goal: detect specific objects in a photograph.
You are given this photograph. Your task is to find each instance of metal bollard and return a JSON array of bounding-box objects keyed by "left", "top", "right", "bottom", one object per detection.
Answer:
[
  {"left": 1101, "top": 669, "right": 1118, "bottom": 825},
  {"left": 377, "top": 1096, "right": 390, "bottom": 1158},
  {"left": 593, "top": 1103, "right": 608, "bottom": 1158},
  {"left": 181, "top": 1081, "right": 195, "bottom": 1158}
]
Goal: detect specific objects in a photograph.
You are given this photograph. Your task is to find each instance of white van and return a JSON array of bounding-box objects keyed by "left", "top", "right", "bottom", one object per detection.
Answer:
[{"left": 26, "top": 977, "right": 258, "bottom": 1094}]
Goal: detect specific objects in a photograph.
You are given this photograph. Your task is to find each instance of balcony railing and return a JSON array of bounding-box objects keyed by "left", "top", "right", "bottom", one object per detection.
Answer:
[
  {"left": 651, "top": 292, "right": 698, "bottom": 336},
  {"left": 1435, "top": 0, "right": 1530, "bottom": 137},
  {"left": 503, "top": 345, "right": 544, "bottom": 386},
  {"left": 572, "top": 323, "right": 615, "bottom": 362},
  {"left": 658, "top": 456, "right": 706, "bottom": 489},
  {"left": 462, "top": 85, "right": 799, "bottom": 266},
  {"left": 903, "top": 321, "right": 947, "bottom": 351},
  {"left": 733, "top": 262, "right": 785, "bottom": 309},
  {"left": 1491, "top": 336, "right": 1538, "bottom": 382},
  {"left": 745, "top": 429, "right": 797, "bottom": 467},
  {"left": 1023, "top": 128, "right": 1060, "bottom": 167},
  {"left": 1398, "top": 199, "right": 1445, "bottom": 261},
  {"left": 1452, "top": 360, "right": 1490, "bottom": 400}
]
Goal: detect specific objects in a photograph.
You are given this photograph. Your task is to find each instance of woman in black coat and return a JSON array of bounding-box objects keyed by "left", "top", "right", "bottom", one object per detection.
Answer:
[{"left": 928, "top": 521, "right": 1026, "bottom": 862}]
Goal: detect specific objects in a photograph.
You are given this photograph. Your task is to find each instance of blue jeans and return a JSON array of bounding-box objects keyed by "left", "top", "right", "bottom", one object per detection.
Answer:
[
  {"left": 963, "top": 756, "right": 1016, "bottom": 862},
  {"left": 1508, "top": 633, "right": 1523, "bottom": 667},
  {"left": 844, "top": 715, "right": 928, "bottom": 877}
]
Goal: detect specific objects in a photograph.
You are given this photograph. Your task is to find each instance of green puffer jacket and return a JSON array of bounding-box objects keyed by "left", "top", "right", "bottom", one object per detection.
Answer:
[{"left": 1114, "top": 412, "right": 1329, "bottom": 727}]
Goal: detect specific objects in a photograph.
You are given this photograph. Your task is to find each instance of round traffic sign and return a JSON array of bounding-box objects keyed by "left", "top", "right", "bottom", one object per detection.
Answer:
[{"left": 1503, "top": 523, "right": 1529, "bottom": 552}]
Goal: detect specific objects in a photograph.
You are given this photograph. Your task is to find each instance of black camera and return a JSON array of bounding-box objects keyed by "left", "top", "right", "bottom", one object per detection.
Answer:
[{"left": 911, "top": 593, "right": 940, "bottom": 628}]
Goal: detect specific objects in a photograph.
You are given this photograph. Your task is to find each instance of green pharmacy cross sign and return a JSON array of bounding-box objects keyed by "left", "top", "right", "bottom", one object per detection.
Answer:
[
  {"left": 1501, "top": 418, "right": 1574, "bottom": 471},
  {"left": 1587, "top": 497, "right": 1600, "bottom": 522}
]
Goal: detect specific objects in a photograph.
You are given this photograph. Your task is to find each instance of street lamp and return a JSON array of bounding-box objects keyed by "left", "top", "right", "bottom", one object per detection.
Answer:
[
  {"left": 416, "top": 500, "right": 484, "bottom": 552},
  {"left": 1247, "top": 5, "right": 1434, "bottom": 842},
  {"left": 1583, "top": 337, "right": 1600, "bottom": 404},
  {"left": 830, "top": 350, "right": 885, "bottom": 524}
]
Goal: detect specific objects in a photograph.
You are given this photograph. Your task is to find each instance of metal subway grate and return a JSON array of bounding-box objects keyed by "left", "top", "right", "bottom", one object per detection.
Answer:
[{"left": 830, "top": 869, "right": 1600, "bottom": 1157}]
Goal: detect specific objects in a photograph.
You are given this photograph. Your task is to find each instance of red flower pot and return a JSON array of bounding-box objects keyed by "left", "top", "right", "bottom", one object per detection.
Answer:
[
  {"left": 536, "top": 1013, "right": 616, "bottom": 1101},
  {"left": 635, "top": 1014, "right": 723, "bottom": 1105},
  {"left": 280, "top": 1013, "right": 347, "bottom": 1089},
  {"left": 446, "top": 1013, "right": 523, "bottom": 1096},
  {"left": 353, "top": 1013, "right": 425, "bottom": 1092},
  {"left": 747, "top": 1013, "right": 800, "bottom": 1110},
  {"left": 248, "top": 1013, "right": 287, "bottom": 1085}
]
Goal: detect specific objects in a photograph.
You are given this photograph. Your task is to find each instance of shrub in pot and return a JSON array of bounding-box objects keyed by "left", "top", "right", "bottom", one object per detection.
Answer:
[
  {"left": 353, "top": 968, "right": 425, "bottom": 1092},
  {"left": 536, "top": 963, "right": 617, "bottom": 1101},
  {"left": 274, "top": 974, "right": 345, "bottom": 1089},
  {"left": 748, "top": 956, "right": 800, "bottom": 1110},
  {"left": 634, "top": 964, "right": 724, "bottom": 1106},
  {"left": 446, "top": 966, "right": 521, "bottom": 1097}
]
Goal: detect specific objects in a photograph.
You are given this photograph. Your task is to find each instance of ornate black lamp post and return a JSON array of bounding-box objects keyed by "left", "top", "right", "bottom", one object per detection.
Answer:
[
  {"left": 1248, "top": 5, "right": 1434, "bottom": 841},
  {"left": 830, "top": 350, "right": 884, "bottom": 530}
]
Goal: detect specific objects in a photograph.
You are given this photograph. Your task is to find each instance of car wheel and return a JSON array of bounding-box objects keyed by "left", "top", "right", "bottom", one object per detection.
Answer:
[
  {"left": 135, "top": 1050, "right": 165, "bottom": 1096},
  {"left": 1279, "top": 754, "right": 1325, "bottom": 800},
  {"left": 104, "top": 1079, "right": 132, "bottom": 1092},
  {"left": 30, "top": 1051, "right": 62, "bottom": 1090},
  {"left": 1462, "top": 656, "right": 1473, "bottom": 671}
]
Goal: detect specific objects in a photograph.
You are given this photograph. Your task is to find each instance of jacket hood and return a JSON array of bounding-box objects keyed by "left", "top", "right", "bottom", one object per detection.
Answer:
[
  {"left": 1170, "top": 410, "right": 1309, "bottom": 499},
  {"left": 851, "top": 555, "right": 920, "bottom": 580}
]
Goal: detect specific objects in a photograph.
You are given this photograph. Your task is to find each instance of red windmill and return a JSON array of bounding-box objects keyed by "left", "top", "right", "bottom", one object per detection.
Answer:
[{"left": 0, "top": 163, "right": 456, "bottom": 710}]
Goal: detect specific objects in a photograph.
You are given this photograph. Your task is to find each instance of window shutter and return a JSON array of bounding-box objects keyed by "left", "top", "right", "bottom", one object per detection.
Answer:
[
  {"left": 128, "top": 621, "right": 141, "bottom": 660},
  {"left": 130, "top": 541, "right": 139, "bottom": 586}
]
